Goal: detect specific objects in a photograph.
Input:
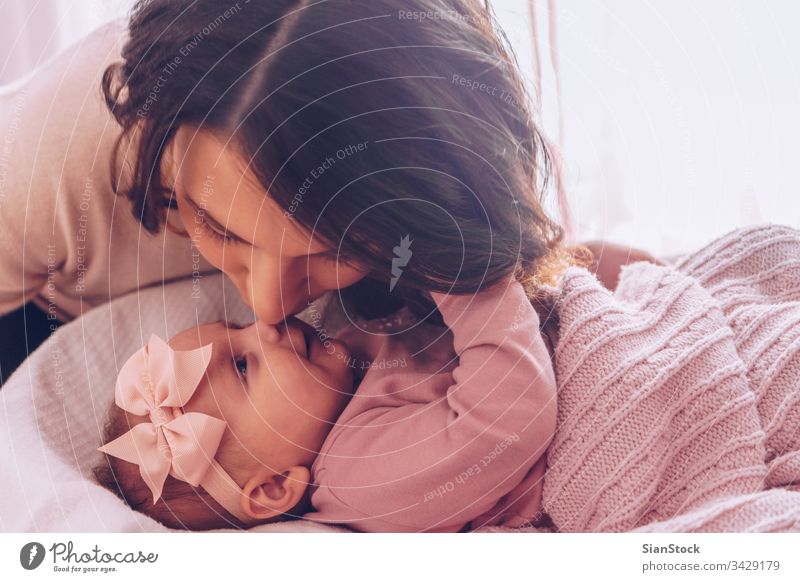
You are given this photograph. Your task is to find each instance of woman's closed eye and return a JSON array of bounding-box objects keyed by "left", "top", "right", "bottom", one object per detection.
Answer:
[
  {"left": 200, "top": 218, "right": 242, "bottom": 246},
  {"left": 315, "top": 249, "right": 355, "bottom": 266},
  {"left": 316, "top": 250, "right": 339, "bottom": 262}
]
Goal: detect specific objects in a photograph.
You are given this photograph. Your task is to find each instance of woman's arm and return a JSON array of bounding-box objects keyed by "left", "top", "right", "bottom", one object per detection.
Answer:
[
  {"left": 0, "top": 19, "right": 131, "bottom": 319},
  {"left": 0, "top": 84, "right": 55, "bottom": 315},
  {"left": 311, "top": 276, "right": 557, "bottom": 532}
]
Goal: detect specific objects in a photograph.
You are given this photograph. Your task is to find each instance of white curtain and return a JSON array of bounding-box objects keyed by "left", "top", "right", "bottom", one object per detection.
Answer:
[
  {"left": 0, "top": 0, "right": 133, "bottom": 85},
  {"left": 491, "top": 0, "right": 800, "bottom": 255}
]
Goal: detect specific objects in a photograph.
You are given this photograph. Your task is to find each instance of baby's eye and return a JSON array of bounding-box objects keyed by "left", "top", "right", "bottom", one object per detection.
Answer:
[{"left": 234, "top": 356, "right": 248, "bottom": 380}]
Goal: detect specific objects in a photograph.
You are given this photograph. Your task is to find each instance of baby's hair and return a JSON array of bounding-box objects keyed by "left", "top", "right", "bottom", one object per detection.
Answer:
[{"left": 93, "top": 403, "right": 282, "bottom": 531}]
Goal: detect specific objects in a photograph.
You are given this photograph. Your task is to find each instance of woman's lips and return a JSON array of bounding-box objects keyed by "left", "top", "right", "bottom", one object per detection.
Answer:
[{"left": 282, "top": 316, "right": 317, "bottom": 359}]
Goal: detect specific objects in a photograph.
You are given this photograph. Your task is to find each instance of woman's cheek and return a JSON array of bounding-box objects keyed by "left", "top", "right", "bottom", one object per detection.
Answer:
[
  {"left": 186, "top": 229, "right": 226, "bottom": 269},
  {"left": 176, "top": 203, "right": 224, "bottom": 270},
  {"left": 314, "top": 262, "right": 367, "bottom": 290}
]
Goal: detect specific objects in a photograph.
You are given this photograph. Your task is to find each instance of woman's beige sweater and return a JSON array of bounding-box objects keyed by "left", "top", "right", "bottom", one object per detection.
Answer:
[{"left": 0, "top": 18, "right": 214, "bottom": 322}]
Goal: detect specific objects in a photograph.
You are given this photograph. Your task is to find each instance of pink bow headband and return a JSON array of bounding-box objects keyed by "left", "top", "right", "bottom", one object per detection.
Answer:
[{"left": 98, "top": 334, "right": 259, "bottom": 526}]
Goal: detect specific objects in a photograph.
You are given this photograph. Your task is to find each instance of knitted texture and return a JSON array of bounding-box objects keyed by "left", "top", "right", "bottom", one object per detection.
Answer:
[{"left": 542, "top": 224, "right": 800, "bottom": 532}]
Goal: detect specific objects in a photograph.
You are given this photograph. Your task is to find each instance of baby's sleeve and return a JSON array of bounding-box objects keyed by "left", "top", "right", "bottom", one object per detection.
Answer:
[{"left": 309, "top": 276, "right": 558, "bottom": 532}]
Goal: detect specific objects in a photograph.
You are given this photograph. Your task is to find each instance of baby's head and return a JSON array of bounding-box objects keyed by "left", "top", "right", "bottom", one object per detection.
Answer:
[{"left": 93, "top": 317, "right": 353, "bottom": 530}]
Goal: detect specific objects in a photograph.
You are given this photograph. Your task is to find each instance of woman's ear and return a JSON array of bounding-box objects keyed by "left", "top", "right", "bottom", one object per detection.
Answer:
[{"left": 240, "top": 466, "right": 311, "bottom": 520}]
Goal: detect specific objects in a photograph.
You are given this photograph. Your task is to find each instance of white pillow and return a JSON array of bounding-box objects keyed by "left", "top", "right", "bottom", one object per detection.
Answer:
[{"left": 0, "top": 273, "right": 344, "bottom": 532}]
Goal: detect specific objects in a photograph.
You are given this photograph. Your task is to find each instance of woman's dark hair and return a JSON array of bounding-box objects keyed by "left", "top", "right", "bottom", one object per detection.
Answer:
[{"left": 102, "top": 0, "right": 588, "bottom": 324}]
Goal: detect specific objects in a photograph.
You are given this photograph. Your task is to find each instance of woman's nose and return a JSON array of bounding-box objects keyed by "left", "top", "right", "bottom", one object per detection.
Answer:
[
  {"left": 245, "top": 255, "right": 309, "bottom": 324},
  {"left": 249, "top": 319, "right": 280, "bottom": 344}
]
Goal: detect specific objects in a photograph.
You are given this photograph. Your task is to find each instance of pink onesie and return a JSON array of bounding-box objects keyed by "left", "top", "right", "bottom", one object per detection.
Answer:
[{"left": 305, "top": 277, "right": 558, "bottom": 532}]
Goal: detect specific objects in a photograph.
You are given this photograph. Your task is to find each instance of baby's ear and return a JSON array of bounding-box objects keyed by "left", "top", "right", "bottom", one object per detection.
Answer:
[{"left": 241, "top": 466, "right": 310, "bottom": 520}]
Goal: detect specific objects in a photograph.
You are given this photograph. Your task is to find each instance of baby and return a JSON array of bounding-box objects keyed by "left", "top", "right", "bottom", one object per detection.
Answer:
[{"left": 94, "top": 276, "right": 558, "bottom": 532}]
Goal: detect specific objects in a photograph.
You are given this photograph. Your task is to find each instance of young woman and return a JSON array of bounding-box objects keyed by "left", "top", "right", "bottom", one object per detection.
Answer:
[{"left": 0, "top": 0, "right": 654, "bottom": 382}]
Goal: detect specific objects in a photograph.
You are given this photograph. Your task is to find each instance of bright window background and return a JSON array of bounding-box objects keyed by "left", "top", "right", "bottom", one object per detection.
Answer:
[
  {"left": 492, "top": 0, "right": 800, "bottom": 255},
  {"left": 2, "top": 0, "right": 799, "bottom": 256},
  {"left": 0, "top": 0, "right": 132, "bottom": 84}
]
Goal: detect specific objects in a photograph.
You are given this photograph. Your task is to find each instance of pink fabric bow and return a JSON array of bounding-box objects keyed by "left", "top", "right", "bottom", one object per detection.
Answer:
[{"left": 98, "top": 334, "right": 223, "bottom": 504}]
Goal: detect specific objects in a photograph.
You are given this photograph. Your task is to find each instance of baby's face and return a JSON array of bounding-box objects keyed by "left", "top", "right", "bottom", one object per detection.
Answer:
[{"left": 167, "top": 317, "right": 354, "bottom": 470}]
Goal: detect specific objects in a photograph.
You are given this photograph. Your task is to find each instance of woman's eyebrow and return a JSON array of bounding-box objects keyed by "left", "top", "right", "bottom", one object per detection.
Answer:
[{"left": 182, "top": 193, "right": 252, "bottom": 245}]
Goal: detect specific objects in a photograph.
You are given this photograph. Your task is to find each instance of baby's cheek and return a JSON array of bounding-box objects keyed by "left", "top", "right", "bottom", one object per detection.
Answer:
[{"left": 185, "top": 373, "right": 237, "bottom": 420}]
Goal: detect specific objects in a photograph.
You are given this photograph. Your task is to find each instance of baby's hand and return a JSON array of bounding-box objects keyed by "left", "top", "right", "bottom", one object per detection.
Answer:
[{"left": 579, "top": 240, "right": 665, "bottom": 291}]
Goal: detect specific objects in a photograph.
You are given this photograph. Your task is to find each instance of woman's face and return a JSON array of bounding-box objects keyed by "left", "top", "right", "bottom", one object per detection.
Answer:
[{"left": 167, "top": 127, "right": 368, "bottom": 324}]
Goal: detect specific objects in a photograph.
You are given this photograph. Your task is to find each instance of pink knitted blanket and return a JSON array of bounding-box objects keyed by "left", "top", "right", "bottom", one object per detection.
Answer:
[{"left": 541, "top": 224, "right": 800, "bottom": 532}]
